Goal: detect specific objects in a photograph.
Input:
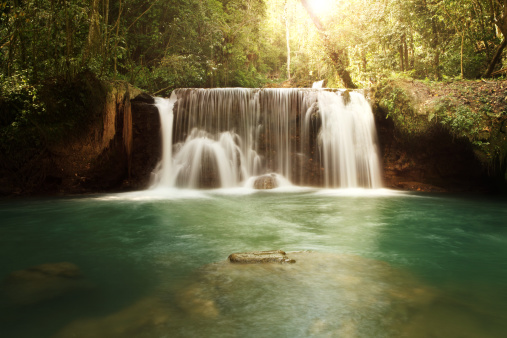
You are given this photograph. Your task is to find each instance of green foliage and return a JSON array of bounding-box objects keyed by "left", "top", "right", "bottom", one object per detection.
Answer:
[
  {"left": 440, "top": 105, "right": 482, "bottom": 140},
  {"left": 1, "top": 0, "right": 506, "bottom": 160},
  {"left": 0, "top": 71, "right": 45, "bottom": 128},
  {"left": 135, "top": 55, "right": 206, "bottom": 94},
  {"left": 0, "top": 72, "right": 46, "bottom": 172},
  {"left": 0, "top": 71, "right": 105, "bottom": 180},
  {"left": 377, "top": 82, "right": 427, "bottom": 135},
  {"left": 2, "top": 0, "right": 506, "bottom": 91}
]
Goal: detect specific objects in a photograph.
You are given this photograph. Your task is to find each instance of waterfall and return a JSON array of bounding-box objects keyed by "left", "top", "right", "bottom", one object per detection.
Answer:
[
  {"left": 317, "top": 91, "right": 382, "bottom": 188},
  {"left": 151, "top": 88, "right": 382, "bottom": 189},
  {"left": 312, "top": 80, "right": 324, "bottom": 88},
  {"left": 152, "top": 94, "right": 177, "bottom": 186}
]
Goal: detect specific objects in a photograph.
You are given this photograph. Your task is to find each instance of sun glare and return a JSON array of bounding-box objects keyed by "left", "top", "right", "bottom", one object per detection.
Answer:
[{"left": 308, "top": 0, "right": 337, "bottom": 16}]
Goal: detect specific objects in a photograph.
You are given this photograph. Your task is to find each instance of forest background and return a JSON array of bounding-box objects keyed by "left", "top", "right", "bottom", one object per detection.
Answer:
[
  {"left": 1, "top": 0, "right": 507, "bottom": 193},
  {"left": 3, "top": 0, "right": 507, "bottom": 93}
]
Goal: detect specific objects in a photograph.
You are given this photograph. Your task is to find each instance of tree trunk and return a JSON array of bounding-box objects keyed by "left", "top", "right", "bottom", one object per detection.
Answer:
[
  {"left": 299, "top": 0, "right": 357, "bottom": 88},
  {"left": 7, "top": 0, "right": 19, "bottom": 77},
  {"left": 409, "top": 30, "right": 415, "bottom": 68},
  {"left": 32, "top": 0, "right": 39, "bottom": 82},
  {"left": 432, "top": 18, "right": 441, "bottom": 80},
  {"left": 18, "top": 17, "right": 26, "bottom": 70},
  {"left": 64, "top": 0, "right": 72, "bottom": 77},
  {"left": 403, "top": 34, "right": 409, "bottom": 70},
  {"left": 362, "top": 50, "right": 367, "bottom": 72},
  {"left": 82, "top": 0, "right": 101, "bottom": 67},
  {"left": 102, "top": 0, "right": 110, "bottom": 75},
  {"left": 284, "top": 1, "right": 291, "bottom": 80},
  {"left": 114, "top": 0, "right": 123, "bottom": 78},
  {"left": 484, "top": 0, "right": 507, "bottom": 77},
  {"left": 327, "top": 45, "right": 356, "bottom": 89},
  {"left": 49, "top": 0, "right": 57, "bottom": 74},
  {"left": 483, "top": 38, "right": 507, "bottom": 77},
  {"left": 399, "top": 43, "right": 404, "bottom": 72},
  {"left": 460, "top": 33, "right": 464, "bottom": 79}
]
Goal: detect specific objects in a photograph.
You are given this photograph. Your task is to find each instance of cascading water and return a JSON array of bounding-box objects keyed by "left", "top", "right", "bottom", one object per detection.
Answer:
[
  {"left": 151, "top": 88, "right": 382, "bottom": 189},
  {"left": 312, "top": 80, "right": 324, "bottom": 88},
  {"left": 317, "top": 91, "right": 382, "bottom": 188},
  {"left": 153, "top": 95, "right": 177, "bottom": 186}
]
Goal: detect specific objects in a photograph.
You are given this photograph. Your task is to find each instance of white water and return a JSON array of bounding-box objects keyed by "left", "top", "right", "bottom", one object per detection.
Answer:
[
  {"left": 151, "top": 88, "right": 382, "bottom": 189},
  {"left": 152, "top": 94, "right": 177, "bottom": 186},
  {"left": 312, "top": 80, "right": 324, "bottom": 88},
  {"left": 318, "top": 91, "right": 382, "bottom": 187}
]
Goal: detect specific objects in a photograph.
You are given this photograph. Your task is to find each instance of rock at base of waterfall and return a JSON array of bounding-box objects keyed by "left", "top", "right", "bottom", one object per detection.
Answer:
[
  {"left": 253, "top": 174, "right": 278, "bottom": 189},
  {"left": 228, "top": 250, "right": 296, "bottom": 264},
  {"left": 342, "top": 89, "right": 351, "bottom": 105},
  {"left": 131, "top": 92, "right": 155, "bottom": 104},
  {"left": 1, "top": 262, "right": 91, "bottom": 305}
]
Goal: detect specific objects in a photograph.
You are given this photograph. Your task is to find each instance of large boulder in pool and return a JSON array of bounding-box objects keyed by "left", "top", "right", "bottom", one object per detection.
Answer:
[
  {"left": 1, "top": 262, "right": 91, "bottom": 305},
  {"left": 253, "top": 174, "right": 278, "bottom": 189},
  {"left": 228, "top": 250, "right": 296, "bottom": 264}
]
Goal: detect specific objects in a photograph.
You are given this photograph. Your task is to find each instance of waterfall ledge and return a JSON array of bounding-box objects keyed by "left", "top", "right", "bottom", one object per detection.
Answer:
[{"left": 151, "top": 88, "right": 383, "bottom": 190}]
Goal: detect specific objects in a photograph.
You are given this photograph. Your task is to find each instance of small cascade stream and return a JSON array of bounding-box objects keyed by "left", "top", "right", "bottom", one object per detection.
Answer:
[{"left": 151, "top": 88, "right": 382, "bottom": 189}]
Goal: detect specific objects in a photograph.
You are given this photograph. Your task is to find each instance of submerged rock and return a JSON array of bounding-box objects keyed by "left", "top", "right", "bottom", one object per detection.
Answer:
[
  {"left": 228, "top": 250, "right": 296, "bottom": 264},
  {"left": 1, "top": 262, "right": 91, "bottom": 305},
  {"left": 54, "top": 297, "right": 173, "bottom": 338},
  {"left": 253, "top": 174, "right": 278, "bottom": 190},
  {"left": 54, "top": 252, "right": 506, "bottom": 338},
  {"left": 177, "top": 284, "right": 220, "bottom": 319}
]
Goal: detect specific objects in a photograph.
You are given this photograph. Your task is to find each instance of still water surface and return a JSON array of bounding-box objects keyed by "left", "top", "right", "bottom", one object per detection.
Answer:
[{"left": 1, "top": 189, "right": 506, "bottom": 337}]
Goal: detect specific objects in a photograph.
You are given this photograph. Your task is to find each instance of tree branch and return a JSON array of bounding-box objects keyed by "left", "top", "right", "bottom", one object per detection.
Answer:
[
  {"left": 127, "top": 0, "right": 160, "bottom": 31},
  {"left": 299, "top": 0, "right": 356, "bottom": 88}
]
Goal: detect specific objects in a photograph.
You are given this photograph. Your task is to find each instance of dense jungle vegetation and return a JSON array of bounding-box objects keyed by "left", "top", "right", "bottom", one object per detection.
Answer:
[
  {"left": 1, "top": 0, "right": 507, "bottom": 192},
  {"left": 2, "top": 0, "right": 507, "bottom": 92}
]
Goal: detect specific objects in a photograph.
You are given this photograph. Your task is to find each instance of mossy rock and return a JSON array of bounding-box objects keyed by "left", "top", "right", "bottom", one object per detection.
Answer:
[{"left": 374, "top": 78, "right": 507, "bottom": 188}]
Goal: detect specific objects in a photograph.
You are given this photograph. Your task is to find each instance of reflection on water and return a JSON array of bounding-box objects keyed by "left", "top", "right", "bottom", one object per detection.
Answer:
[
  {"left": 53, "top": 252, "right": 507, "bottom": 337},
  {"left": 0, "top": 191, "right": 506, "bottom": 337}
]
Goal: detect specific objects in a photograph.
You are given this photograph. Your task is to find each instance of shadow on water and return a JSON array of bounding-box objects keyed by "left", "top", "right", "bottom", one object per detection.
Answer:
[{"left": 0, "top": 191, "right": 506, "bottom": 337}]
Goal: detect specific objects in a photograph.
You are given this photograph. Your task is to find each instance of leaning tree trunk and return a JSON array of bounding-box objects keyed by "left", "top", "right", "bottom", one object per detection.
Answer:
[
  {"left": 483, "top": 38, "right": 507, "bottom": 78},
  {"left": 300, "top": 0, "right": 357, "bottom": 89},
  {"left": 484, "top": 0, "right": 507, "bottom": 78}
]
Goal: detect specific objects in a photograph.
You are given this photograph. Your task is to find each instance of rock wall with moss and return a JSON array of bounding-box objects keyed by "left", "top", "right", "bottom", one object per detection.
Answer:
[
  {"left": 373, "top": 79, "right": 507, "bottom": 193},
  {"left": 0, "top": 73, "right": 161, "bottom": 195}
]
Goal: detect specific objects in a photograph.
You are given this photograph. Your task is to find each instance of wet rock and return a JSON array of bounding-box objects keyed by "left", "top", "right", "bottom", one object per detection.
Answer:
[
  {"left": 253, "top": 174, "right": 278, "bottom": 190},
  {"left": 52, "top": 252, "right": 501, "bottom": 338},
  {"left": 55, "top": 297, "right": 172, "bottom": 338},
  {"left": 131, "top": 92, "right": 155, "bottom": 104},
  {"left": 342, "top": 89, "right": 351, "bottom": 105},
  {"left": 177, "top": 284, "right": 220, "bottom": 318},
  {"left": 228, "top": 250, "right": 296, "bottom": 264},
  {"left": 374, "top": 79, "right": 506, "bottom": 193},
  {"left": 1, "top": 262, "right": 91, "bottom": 305}
]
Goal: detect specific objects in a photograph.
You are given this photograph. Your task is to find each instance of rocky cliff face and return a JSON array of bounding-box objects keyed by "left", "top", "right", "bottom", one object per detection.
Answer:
[
  {"left": 48, "top": 86, "right": 162, "bottom": 194},
  {"left": 372, "top": 79, "right": 507, "bottom": 193},
  {"left": 1, "top": 76, "right": 161, "bottom": 196},
  {"left": 4, "top": 78, "right": 505, "bottom": 196},
  {"left": 48, "top": 81, "right": 139, "bottom": 192}
]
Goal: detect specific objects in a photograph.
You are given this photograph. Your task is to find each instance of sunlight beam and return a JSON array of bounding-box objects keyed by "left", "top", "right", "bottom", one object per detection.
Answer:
[{"left": 307, "top": 0, "right": 337, "bottom": 17}]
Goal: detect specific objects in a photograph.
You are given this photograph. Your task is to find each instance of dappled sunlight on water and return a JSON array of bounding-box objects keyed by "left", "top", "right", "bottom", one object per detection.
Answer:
[
  {"left": 1, "top": 192, "right": 506, "bottom": 337},
  {"left": 54, "top": 252, "right": 507, "bottom": 338}
]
